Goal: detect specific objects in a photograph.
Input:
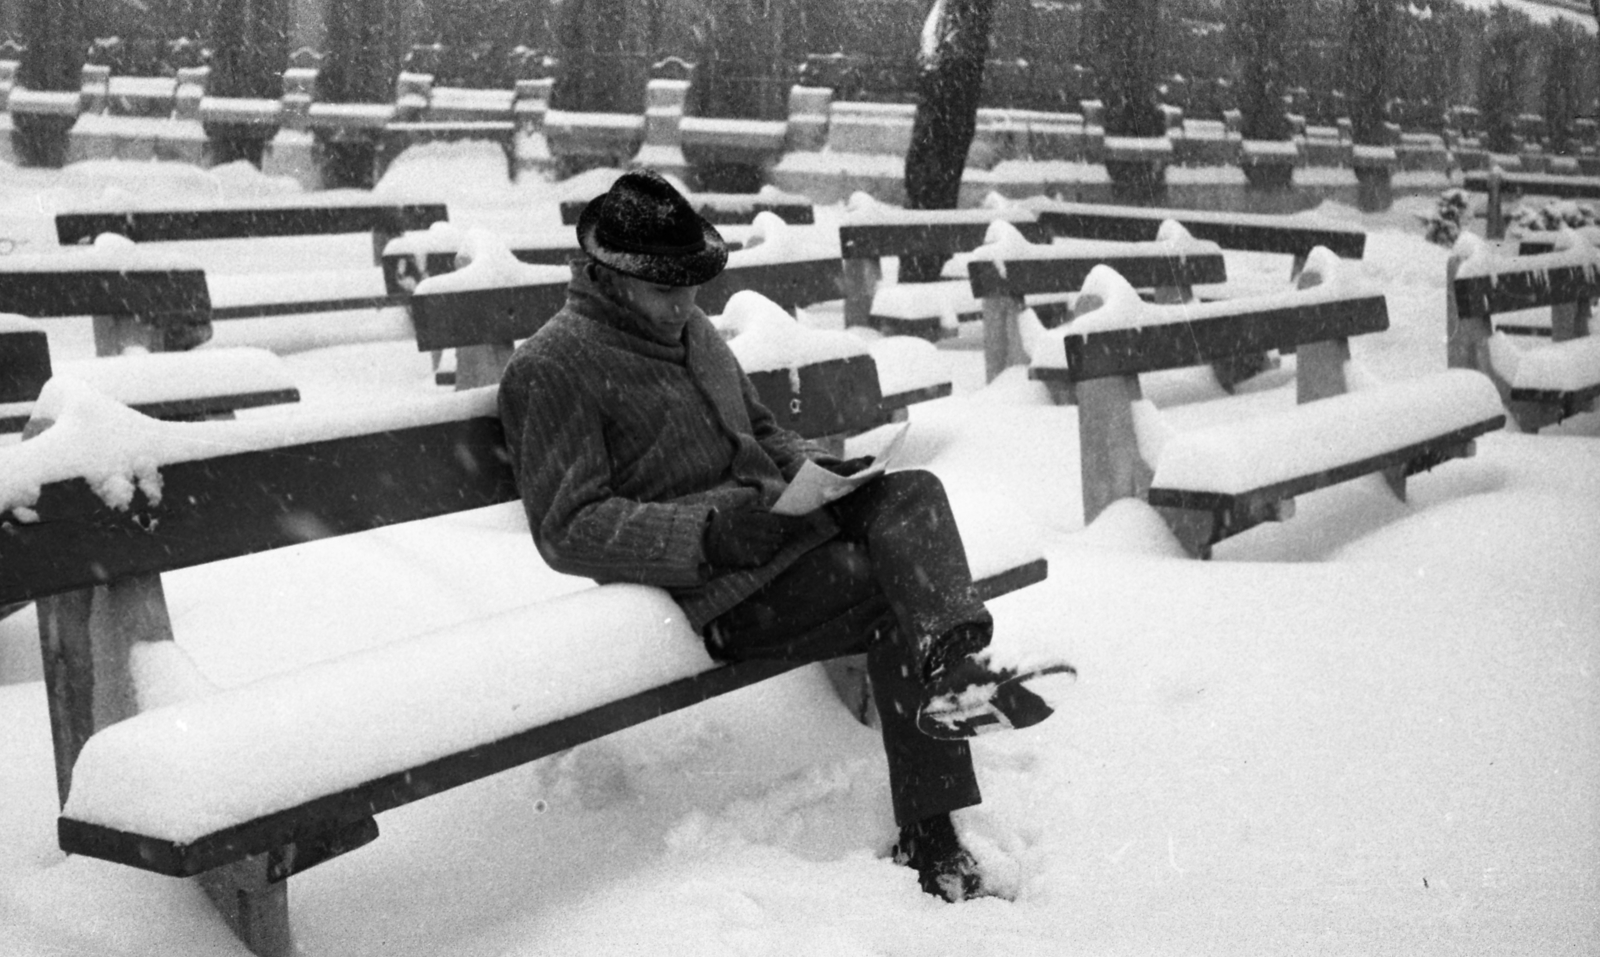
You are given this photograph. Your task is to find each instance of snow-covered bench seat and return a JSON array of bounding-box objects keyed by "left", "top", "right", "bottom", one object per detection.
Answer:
[
  {"left": 1446, "top": 234, "right": 1600, "bottom": 432},
  {"left": 1035, "top": 251, "right": 1507, "bottom": 557},
  {"left": 55, "top": 200, "right": 449, "bottom": 266},
  {"left": 837, "top": 203, "right": 1052, "bottom": 336},
  {"left": 1022, "top": 198, "right": 1367, "bottom": 277},
  {"left": 966, "top": 222, "right": 1228, "bottom": 382},
  {"left": 0, "top": 341, "right": 300, "bottom": 434},
  {"left": 0, "top": 381, "right": 1044, "bottom": 956}
]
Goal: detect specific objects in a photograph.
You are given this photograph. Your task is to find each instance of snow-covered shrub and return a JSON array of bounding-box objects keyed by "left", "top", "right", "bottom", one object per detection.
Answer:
[
  {"left": 1511, "top": 198, "right": 1597, "bottom": 233},
  {"left": 1422, "top": 188, "right": 1471, "bottom": 247}
]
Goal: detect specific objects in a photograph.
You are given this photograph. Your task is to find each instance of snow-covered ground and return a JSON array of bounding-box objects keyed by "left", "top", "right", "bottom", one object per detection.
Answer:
[{"left": 1, "top": 145, "right": 1596, "bottom": 957}]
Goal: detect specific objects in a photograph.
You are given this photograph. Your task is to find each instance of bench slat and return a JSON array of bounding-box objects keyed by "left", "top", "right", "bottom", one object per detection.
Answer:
[
  {"left": 1452, "top": 263, "right": 1600, "bottom": 318},
  {"left": 409, "top": 283, "right": 568, "bottom": 351},
  {"left": 1055, "top": 294, "right": 1390, "bottom": 380},
  {"left": 0, "top": 388, "right": 303, "bottom": 434},
  {"left": 1034, "top": 205, "right": 1367, "bottom": 259},
  {"left": 839, "top": 221, "right": 1052, "bottom": 260},
  {"left": 55, "top": 205, "right": 450, "bottom": 245},
  {"left": 0, "top": 326, "right": 51, "bottom": 403},
  {"left": 697, "top": 259, "right": 844, "bottom": 315},
  {"left": 968, "top": 253, "right": 1227, "bottom": 299},
  {"left": 0, "top": 417, "right": 516, "bottom": 604},
  {"left": 0, "top": 270, "right": 212, "bottom": 318}
]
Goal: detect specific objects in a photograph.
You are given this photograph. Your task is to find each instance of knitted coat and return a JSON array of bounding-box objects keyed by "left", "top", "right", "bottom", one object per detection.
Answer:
[{"left": 498, "top": 266, "right": 839, "bottom": 631}]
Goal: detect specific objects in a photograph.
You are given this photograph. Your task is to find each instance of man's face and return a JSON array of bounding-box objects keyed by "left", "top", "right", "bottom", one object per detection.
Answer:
[{"left": 612, "top": 273, "right": 701, "bottom": 340}]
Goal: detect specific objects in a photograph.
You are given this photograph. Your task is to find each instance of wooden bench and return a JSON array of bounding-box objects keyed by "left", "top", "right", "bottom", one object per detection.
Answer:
[
  {"left": 1032, "top": 251, "right": 1506, "bottom": 557},
  {"left": 409, "top": 268, "right": 950, "bottom": 442},
  {"left": 54, "top": 201, "right": 451, "bottom": 266},
  {"left": 0, "top": 385, "right": 1045, "bottom": 957},
  {"left": 1463, "top": 169, "right": 1600, "bottom": 239},
  {"left": 1023, "top": 199, "right": 1368, "bottom": 278},
  {"left": 837, "top": 207, "right": 1053, "bottom": 336},
  {"left": 2, "top": 253, "right": 216, "bottom": 355},
  {"left": 1447, "top": 236, "right": 1600, "bottom": 432},
  {"left": 966, "top": 228, "right": 1229, "bottom": 383}
]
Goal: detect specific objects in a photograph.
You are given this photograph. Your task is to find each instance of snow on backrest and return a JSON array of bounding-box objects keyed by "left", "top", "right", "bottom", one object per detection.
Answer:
[
  {"left": 718, "top": 290, "right": 869, "bottom": 374},
  {"left": 55, "top": 347, "right": 294, "bottom": 407},
  {"left": 0, "top": 313, "right": 44, "bottom": 334},
  {"left": 1489, "top": 333, "right": 1600, "bottom": 392},
  {"left": 412, "top": 229, "right": 568, "bottom": 294},
  {"left": 1, "top": 378, "right": 496, "bottom": 517}
]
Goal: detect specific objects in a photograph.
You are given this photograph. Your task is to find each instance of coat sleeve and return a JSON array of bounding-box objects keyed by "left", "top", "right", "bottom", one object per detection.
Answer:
[{"left": 501, "top": 346, "right": 716, "bottom": 588}]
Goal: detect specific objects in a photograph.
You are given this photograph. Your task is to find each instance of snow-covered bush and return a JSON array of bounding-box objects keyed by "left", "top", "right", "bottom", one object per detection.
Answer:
[
  {"left": 1421, "top": 188, "right": 1471, "bottom": 247},
  {"left": 1511, "top": 198, "right": 1598, "bottom": 233}
]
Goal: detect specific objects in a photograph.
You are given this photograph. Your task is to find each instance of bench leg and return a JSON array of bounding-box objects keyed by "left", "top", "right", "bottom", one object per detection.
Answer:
[
  {"left": 1550, "top": 297, "right": 1591, "bottom": 343},
  {"left": 821, "top": 654, "right": 876, "bottom": 727},
  {"left": 982, "top": 295, "right": 1026, "bottom": 382},
  {"left": 1156, "top": 507, "right": 1216, "bottom": 559},
  {"left": 36, "top": 573, "right": 174, "bottom": 805},
  {"left": 841, "top": 258, "right": 882, "bottom": 329},
  {"left": 455, "top": 342, "right": 515, "bottom": 391},
  {"left": 92, "top": 315, "right": 164, "bottom": 356},
  {"left": 199, "top": 854, "right": 293, "bottom": 957},
  {"left": 1296, "top": 338, "right": 1351, "bottom": 404},
  {"left": 1381, "top": 462, "right": 1408, "bottom": 501},
  {"left": 1076, "top": 375, "right": 1154, "bottom": 526}
]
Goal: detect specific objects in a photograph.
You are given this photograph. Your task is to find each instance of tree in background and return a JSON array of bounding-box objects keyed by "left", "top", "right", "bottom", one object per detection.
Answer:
[
  {"left": 1542, "top": 19, "right": 1584, "bottom": 156},
  {"left": 1477, "top": 6, "right": 1525, "bottom": 156},
  {"left": 551, "top": 0, "right": 650, "bottom": 115},
  {"left": 1228, "top": 0, "right": 1295, "bottom": 190},
  {"left": 900, "top": 0, "right": 996, "bottom": 281},
  {"left": 315, "top": 0, "right": 404, "bottom": 187},
  {"left": 1343, "top": 0, "right": 1396, "bottom": 211},
  {"left": 1091, "top": 0, "right": 1168, "bottom": 204},
  {"left": 204, "top": 0, "right": 288, "bottom": 167},
  {"left": 14, "top": 0, "right": 83, "bottom": 167},
  {"left": 688, "top": 0, "right": 795, "bottom": 191}
]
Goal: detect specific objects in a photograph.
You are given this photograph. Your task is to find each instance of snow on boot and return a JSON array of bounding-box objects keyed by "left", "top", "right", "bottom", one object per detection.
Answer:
[
  {"left": 917, "top": 644, "right": 1076, "bottom": 740},
  {"left": 890, "top": 812, "right": 985, "bottom": 902}
]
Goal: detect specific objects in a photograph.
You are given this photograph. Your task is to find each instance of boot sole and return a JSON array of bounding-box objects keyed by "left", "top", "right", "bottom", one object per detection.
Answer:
[{"left": 916, "top": 663, "right": 1077, "bottom": 740}]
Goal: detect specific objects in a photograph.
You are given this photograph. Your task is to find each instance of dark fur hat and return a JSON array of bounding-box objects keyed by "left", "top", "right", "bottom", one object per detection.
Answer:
[{"left": 576, "top": 170, "right": 728, "bottom": 286}]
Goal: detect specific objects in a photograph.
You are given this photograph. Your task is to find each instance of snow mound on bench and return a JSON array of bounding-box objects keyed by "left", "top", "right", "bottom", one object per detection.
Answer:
[
  {"left": 64, "top": 584, "right": 712, "bottom": 842},
  {"left": 1150, "top": 370, "right": 1504, "bottom": 494}
]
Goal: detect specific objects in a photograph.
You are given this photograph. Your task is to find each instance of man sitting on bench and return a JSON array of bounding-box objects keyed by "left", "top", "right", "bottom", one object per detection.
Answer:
[{"left": 499, "top": 170, "right": 1073, "bottom": 903}]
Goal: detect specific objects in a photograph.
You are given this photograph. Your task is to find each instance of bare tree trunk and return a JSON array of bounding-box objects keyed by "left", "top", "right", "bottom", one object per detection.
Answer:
[{"left": 901, "top": 0, "right": 996, "bottom": 281}]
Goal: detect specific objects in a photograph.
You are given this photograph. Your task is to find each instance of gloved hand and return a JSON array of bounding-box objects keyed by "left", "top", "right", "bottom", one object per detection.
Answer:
[
  {"left": 703, "top": 504, "right": 808, "bottom": 569},
  {"left": 823, "top": 455, "right": 875, "bottom": 477}
]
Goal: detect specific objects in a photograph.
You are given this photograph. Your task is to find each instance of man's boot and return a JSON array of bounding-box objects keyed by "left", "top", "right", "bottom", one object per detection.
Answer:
[
  {"left": 891, "top": 812, "right": 984, "bottom": 902},
  {"left": 916, "top": 622, "right": 1076, "bottom": 740}
]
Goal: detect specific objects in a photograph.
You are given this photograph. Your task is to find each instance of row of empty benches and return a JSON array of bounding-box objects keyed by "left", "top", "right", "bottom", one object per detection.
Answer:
[{"left": 3, "top": 187, "right": 1598, "bottom": 957}]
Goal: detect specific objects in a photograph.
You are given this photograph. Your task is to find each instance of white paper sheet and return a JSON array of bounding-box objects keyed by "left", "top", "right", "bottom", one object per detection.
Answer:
[{"left": 771, "top": 422, "right": 912, "bottom": 516}]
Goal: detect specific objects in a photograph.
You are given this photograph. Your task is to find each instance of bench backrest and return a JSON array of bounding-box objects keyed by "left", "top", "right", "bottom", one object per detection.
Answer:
[
  {"left": 55, "top": 204, "right": 450, "bottom": 246},
  {"left": 1031, "top": 201, "right": 1367, "bottom": 261},
  {"left": 1060, "top": 291, "right": 1389, "bottom": 381},
  {"left": 0, "top": 267, "right": 211, "bottom": 319},
  {"left": 559, "top": 197, "right": 814, "bottom": 226},
  {"left": 0, "top": 319, "right": 51, "bottom": 403},
  {"left": 838, "top": 219, "right": 1052, "bottom": 260},
  {"left": 2, "top": 408, "right": 515, "bottom": 605},
  {"left": 968, "top": 249, "right": 1227, "bottom": 300},
  {"left": 695, "top": 257, "right": 843, "bottom": 315},
  {"left": 1461, "top": 170, "right": 1600, "bottom": 200}
]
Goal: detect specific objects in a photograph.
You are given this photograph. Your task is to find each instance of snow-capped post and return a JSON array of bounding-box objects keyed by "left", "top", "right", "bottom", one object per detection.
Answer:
[
  {"left": 11, "top": 0, "right": 83, "bottom": 167},
  {"left": 901, "top": 0, "right": 997, "bottom": 282},
  {"left": 1089, "top": 0, "right": 1170, "bottom": 205},
  {"left": 202, "top": 0, "right": 288, "bottom": 168},
  {"left": 1230, "top": 0, "right": 1299, "bottom": 196},
  {"left": 1343, "top": 0, "right": 1399, "bottom": 213}
]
